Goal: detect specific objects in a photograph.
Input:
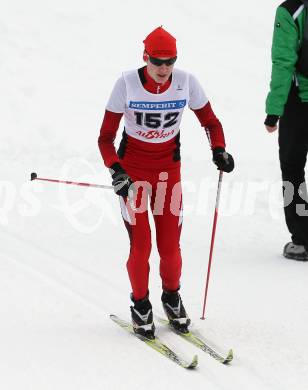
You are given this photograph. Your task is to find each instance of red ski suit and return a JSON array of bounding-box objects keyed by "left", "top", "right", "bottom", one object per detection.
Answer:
[{"left": 98, "top": 67, "right": 225, "bottom": 300}]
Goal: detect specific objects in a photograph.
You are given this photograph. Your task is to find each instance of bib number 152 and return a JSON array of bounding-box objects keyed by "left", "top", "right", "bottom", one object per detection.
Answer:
[{"left": 134, "top": 112, "right": 179, "bottom": 129}]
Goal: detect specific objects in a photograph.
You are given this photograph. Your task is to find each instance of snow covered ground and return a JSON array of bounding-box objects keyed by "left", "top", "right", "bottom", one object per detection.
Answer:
[{"left": 1, "top": 0, "right": 308, "bottom": 389}]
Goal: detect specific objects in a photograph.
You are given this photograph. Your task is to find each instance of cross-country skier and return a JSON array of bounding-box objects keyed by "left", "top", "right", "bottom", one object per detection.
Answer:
[
  {"left": 98, "top": 26, "right": 234, "bottom": 339},
  {"left": 265, "top": 0, "right": 308, "bottom": 261}
]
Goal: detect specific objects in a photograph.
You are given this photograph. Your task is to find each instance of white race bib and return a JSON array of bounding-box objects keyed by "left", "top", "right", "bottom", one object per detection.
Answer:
[
  {"left": 123, "top": 69, "right": 189, "bottom": 143},
  {"left": 106, "top": 68, "right": 208, "bottom": 143}
]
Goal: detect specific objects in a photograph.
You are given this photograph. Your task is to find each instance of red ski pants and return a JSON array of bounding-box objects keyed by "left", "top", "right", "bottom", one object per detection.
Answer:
[{"left": 119, "top": 163, "right": 183, "bottom": 301}]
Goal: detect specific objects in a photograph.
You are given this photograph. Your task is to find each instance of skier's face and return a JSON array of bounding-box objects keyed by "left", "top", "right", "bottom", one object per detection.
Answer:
[{"left": 145, "top": 53, "right": 176, "bottom": 84}]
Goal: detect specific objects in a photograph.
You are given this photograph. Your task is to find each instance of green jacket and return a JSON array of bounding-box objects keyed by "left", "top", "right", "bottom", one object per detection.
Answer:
[{"left": 266, "top": 0, "right": 308, "bottom": 116}]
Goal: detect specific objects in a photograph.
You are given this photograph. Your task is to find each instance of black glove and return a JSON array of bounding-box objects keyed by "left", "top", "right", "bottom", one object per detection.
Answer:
[
  {"left": 109, "top": 163, "right": 135, "bottom": 198},
  {"left": 212, "top": 147, "right": 234, "bottom": 173},
  {"left": 264, "top": 114, "right": 279, "bottom": 127}
]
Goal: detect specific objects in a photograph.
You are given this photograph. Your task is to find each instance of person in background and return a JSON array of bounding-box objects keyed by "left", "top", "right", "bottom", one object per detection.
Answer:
[
  {"left": 265, "top": 0, "right": 308, "bottom": 261},
  {"left": 98, "top": 26, "right": 234, "bottom": 339}
]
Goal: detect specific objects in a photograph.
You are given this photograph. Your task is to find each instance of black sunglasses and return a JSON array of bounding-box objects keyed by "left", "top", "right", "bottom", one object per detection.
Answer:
[{"left": 148, "top": 56, "right": 177, "bottom": 66}]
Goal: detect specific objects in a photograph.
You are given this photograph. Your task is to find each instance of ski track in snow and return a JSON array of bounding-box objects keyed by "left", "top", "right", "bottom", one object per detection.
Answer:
[{"left": 1, "top": 229, "right": 121, "bottom": 314}]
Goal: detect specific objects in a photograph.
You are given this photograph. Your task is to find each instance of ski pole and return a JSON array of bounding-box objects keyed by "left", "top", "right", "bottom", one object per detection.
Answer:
[
  {"left": 200, "top": 170, "right": 224, "bottom": 320},
  {"left": 30, "top": 172, "right": 136, "bottom": 210},
  {"left": 30, "top": 172, "right": 113, "bottom": 189}
]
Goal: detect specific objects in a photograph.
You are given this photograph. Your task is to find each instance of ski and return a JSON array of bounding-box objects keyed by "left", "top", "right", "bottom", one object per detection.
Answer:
[
  {"left": 157, "top": 317, "right": 233, "bottom": 364},
  {"left": 110, "top": 315, "right": 198, "bottom": 369}
]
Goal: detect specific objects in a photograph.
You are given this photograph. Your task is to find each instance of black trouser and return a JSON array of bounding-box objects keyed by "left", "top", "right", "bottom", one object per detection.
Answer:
[{"left": 279, "top": 84, "right": 308, "bottom": 248}]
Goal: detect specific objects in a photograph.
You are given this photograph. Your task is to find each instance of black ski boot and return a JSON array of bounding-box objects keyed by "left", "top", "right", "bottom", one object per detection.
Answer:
[
  {"left": 161, "top": 289, "right": 191, "bottom": 334},
  {"left": 130, "top": 294, "right": 155, "bottom": 340},
  {"left": 283, "top": 242, "right": 308, "bottom": 261}
]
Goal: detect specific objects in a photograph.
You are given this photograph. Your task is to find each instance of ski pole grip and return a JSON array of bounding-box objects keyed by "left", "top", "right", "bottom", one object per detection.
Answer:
[{"left": 31, "top": 172, "right": 38, "bottom": 181}]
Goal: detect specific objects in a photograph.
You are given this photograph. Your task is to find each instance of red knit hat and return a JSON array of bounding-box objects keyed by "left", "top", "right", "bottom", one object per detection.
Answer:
[{"left": 143, "top": 26, "right": 177, "bottom": 58}]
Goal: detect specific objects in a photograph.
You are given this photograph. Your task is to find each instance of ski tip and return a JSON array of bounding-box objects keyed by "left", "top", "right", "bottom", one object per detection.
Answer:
[
  {"left": 110, "top": 314, "right": 120, "bottom": 322},
  {"left": 187, "top": 354, "right": 198, "bottom": 369},
  {"left": 30, "top": 172, "right": 37, "bottom": 181},
  {"left": 223, "top": 349, "right": 234, "bottom": 364}
]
